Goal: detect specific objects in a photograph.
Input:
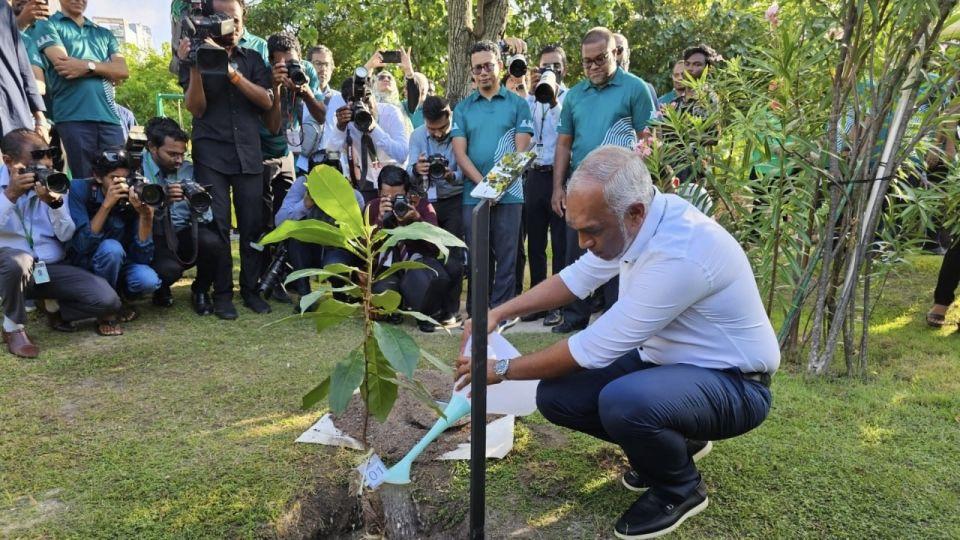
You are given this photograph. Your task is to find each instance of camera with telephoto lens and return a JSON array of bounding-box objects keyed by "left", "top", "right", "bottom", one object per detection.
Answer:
[
  {"left": 257, "top": 241, "right": 289, "bottom": 298},
  {"left": 500, "top": 42, "right": 528, "bottom": 78},
  {"left": 285, "top": 60, "right": 308, "bottom": 86},
  {"left": 181, "top": 181, "right": 212, "bottom": 214},
  {"left": 426, "top": 154, "right": 448, "bottom": 182},
  {"left": 535, "top": 68, "right": 559, "bottom": 104},
  {"left": 382, "top": 194, "right": 413, "bottom": 229},
  {"left": 347, "top": 67, "right": 374, "bottom": 132},
  {"left": 22, "top": 165, "right": 70, "bottom": 195},
  {"left": 180, "top": 1, "right": 235, "bottom": 76}
]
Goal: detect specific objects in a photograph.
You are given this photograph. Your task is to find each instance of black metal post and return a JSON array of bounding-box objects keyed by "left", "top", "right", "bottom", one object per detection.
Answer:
[{"left": 469, "top": 200, "right": 491, "bottom": 539}]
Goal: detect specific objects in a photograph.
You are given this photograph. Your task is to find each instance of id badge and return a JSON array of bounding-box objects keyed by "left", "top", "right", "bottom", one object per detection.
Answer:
[
  {"left": 33, "top": 260, "right": 51, "bottom": 284},
  {"left": 533, "top": 143, "right": 544, "bottom": 161}
]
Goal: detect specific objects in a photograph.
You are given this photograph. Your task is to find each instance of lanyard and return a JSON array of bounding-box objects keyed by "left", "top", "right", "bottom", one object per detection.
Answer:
[{"left": 13, "top": 196, "right": 39, "bottom": 251}]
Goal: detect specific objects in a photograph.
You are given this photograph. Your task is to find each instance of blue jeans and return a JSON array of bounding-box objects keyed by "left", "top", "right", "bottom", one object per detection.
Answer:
[
  {"left": 56, "top": 121, "right": 125, "bottom": 180},
  {"left": 463, "top": 202, "right": 523, "bottom": 309},
  {"left": 90, "top": 239, "right": 162, "bottom": 297},
  {"left": 536, "top": 350, "right": 773, "bottom": 501}
]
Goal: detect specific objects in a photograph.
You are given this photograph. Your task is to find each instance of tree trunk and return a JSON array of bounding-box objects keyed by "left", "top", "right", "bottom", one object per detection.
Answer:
[{"left": 445, "top": 0, "right": 510, "bottom": 104}]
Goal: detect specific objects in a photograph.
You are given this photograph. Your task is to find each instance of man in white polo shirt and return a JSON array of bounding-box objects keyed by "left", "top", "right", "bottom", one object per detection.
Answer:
[{"left": 457, "top": 145, "right": 779, "bottom": 539}]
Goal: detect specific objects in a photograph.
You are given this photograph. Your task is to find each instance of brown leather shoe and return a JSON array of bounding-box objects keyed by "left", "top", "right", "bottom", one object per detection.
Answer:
[{"left": 3, "top": 329, "right": 39, "bottom": 358}]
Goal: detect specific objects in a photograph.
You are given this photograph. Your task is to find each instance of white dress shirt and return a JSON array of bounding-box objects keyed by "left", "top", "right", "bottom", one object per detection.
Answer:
[
  {"left": 560, "top": 190, "right": 780, "bottom": 374},
  {"left": 321, "top": 93, "right": 410, "bottom": 187},
  {"left": 0, "top": 165, "right": 75, "bottom": 263},
  {"left": 526, "top": 87, "right": 566, "bottom": 167}
]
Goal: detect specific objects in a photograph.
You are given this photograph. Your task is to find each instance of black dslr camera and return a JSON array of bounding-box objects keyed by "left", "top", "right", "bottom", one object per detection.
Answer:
[
  {"left": 426, "top": 154, "right": 448, "bottom": 182},
  {"left": 22, "top": 165, "right": 70, "bottom": 195},
  {"left": 382, "top": 194, "right": 413, "bottom": 229},
  {"left": 124, "top": 127, "right": 166, "bottom": 208},
  {"left": 346, "top": 67, "right": 374, "bottom": 132},
  {"left": 286, "top": 60, "right": 308, "bottom": 86},
  {"left": 181, "top": 181, "right": 212, "bottom": 214},
  {"left": 181, "top": 0, "right": 236, "bottom": 76}
]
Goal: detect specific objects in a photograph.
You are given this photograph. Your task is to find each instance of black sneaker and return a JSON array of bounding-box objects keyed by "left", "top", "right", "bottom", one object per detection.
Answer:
[
  {"left": 520, "top": 311, "right": 546, "bottom": 322},
  {"left": 213, "top": 298, "right": 238, "bottom": 320},
  {"left": 551, "top": 320, "right": 586, "bottom": 334},
  {"left": 270, "top": 286, "right": 293, "bottom": 304},
  {"left": 152, "top": 286, "right": 174, "bottom": 307},
  {"left": 242, "top": 292, "right": 272, "bottom": 314},
  {"left": 497, "top": 317, "right": 519, "bottom": 333},
  {"left": 622, "top": 441, "right": 712, "bottom": 492},
  {"left": 417, "top": 320, "right": 436, "bottom": 333},
  {"left": 614, "top": 480, "right": 709, "bottom": 539},
  {"left": 543, "top": 309, "right": 563, "bottom": 327}
]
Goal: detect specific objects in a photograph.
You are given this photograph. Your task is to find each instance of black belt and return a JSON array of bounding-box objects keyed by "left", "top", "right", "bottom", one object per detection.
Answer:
[
  {"left": 742, "top": 372, "right": 772, "bottom": 387},
  {"left": 530, "top": 164, "right": 554, "bottom": 173}
]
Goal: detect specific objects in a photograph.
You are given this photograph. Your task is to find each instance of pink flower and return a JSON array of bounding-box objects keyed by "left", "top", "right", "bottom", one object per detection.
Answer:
[
  {"left": 765, "top": 2, "right": 780, "bottom": 27},
  {"left": 634, "top": 128, "right": 654, "bottom": 159},
  {"left": 826, "top": 26, "right": 845, "bottom": 41}
]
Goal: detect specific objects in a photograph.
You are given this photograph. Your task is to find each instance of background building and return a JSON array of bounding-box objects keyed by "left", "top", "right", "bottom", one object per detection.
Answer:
[{"left": 92, "top": 16, "right": 154, "bottom": 50}]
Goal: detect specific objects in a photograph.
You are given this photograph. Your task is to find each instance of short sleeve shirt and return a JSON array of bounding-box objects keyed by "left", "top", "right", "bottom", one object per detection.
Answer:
[
  {"left": 451, "top": 86, "right": 534, "bottom": 205},
  {"left": 178, "top": 46, "right": 272, "bottom": 175},
  {"left": 558, "top": 67, "right": 656, "bottom": 170},
  {"left": 32, "top": 12, "right": 121, "bottom": 125}
]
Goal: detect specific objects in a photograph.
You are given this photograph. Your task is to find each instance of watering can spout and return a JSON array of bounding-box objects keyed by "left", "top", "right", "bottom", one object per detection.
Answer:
[{"left": 381, "top": 394, "right": 472, "bottom": 485}]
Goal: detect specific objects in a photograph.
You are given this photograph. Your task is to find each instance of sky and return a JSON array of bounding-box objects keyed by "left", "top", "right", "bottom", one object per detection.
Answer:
[{"left": 84, "top": 0, "right": 173, "bottom": 50}]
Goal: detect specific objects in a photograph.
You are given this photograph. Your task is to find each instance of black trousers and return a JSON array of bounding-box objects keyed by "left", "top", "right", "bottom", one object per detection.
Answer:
[
  {"left": 374, "top": 256, "right": 459, "bottom": 317},
  {"left": 151, "top": 222, "right": 232, "bottom": 296},
  {"left": 195, "top": 163, "right": 264, "bottom": 298},
  {"left": 561, "top": 224, "right": 619, "bottom": 327},
  {"left": 287, "top": 239, "right": 357, "bottom": 297},
  {"left": 524, "top": 168, "right": 566, "bottom": 288},
  {"left": 262, "top": 154, "right": 296, "bottom": 231},
  {"left": 0, "top": 248, "right": 121, "bottom": 325},
  {"left": 934, "top": 239, "right": 960, "bottom": 306},
  {"left": 434, "top": 195, "right": 465, "bottom": 316}
]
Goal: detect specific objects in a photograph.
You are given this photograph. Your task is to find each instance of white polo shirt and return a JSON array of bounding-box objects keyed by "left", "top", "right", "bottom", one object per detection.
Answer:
[{"left": 560, "top": 190, "right": 780, "bottom": 374}]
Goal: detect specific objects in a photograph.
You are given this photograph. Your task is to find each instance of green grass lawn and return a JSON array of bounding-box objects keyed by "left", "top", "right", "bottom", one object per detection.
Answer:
[{"left": 1, "top": 255, "right": 958, "bottom": 538}]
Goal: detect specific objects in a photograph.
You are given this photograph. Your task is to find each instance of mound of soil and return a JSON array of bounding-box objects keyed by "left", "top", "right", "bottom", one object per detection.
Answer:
[{"left": 331, "top": 370, "right": 500, "bottom": 463}]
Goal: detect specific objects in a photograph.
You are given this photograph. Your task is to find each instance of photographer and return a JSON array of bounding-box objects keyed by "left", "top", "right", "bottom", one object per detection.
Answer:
[
  {"left": 323, "top": 69, "right": 410, "bottom": 202},
  {"left": 32, "top": 0, "right": 128, "bottom": 178},
  {"left": 299, "top": 45, "right": 341, "bottom": 172},
  {"left": 366, "top": 165, "right": 461, "bottom": 333},
  {"left": 141, "top": 117, "right": 232, "bottom": 318},
  {"left": 274, "top": 168, "right": 363, "bottom": 308},
  {"left": 176, "top": 0, "right": 274, "bottom": 315},
  {"left": 407, "top": 96, "right": 464, "bottom": 325},
  {"left": 0, "top": 129, "right": 121, "bottom": 356},
  {"left": 67, "top": 148, "right": 162, "bottom": 335},
  {"left": 521, "top": 45, "right": 568, "bottom": 326}
]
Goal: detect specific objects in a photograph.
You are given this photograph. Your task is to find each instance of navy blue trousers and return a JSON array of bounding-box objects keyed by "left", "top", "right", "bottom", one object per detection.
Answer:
[{"left": 536, "top": 349, "right": 772, "bottom": 501}]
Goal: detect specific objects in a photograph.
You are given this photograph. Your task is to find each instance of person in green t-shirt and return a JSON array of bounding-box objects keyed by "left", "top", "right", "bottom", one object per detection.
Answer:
[
  {"left": 33, "top": 1, "right": 128, "bottom": 179},
  {"left": 451, "top": 40, "right": 534, "bottom": 313}
]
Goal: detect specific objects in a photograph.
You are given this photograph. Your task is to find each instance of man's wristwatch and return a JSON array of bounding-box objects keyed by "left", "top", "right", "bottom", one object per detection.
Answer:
[
  {"left": 86, "top": 61, "right": 96, "bottom": 74},
  {"left": 494, "top": 358, "right": 510, "bottom": 380}
]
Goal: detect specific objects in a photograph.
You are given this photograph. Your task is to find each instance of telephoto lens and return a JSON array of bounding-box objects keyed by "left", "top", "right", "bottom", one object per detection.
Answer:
[
  {"left": 181, "top": 181, "right": 212, "bottom": 214},
  {"left": 28, "top": 165, "right": 70, "bottom": 194},
  {"left": 535, "top": 69, "right": 559, "bottom": 104},
  {"left": 129, "top": 175, "right": 166, "bottom": 207}
]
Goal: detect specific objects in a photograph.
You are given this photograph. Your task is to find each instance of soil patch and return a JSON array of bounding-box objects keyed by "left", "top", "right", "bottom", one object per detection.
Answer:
[{"left": 332, "top": 370, "right": 500, "bottom": 462}]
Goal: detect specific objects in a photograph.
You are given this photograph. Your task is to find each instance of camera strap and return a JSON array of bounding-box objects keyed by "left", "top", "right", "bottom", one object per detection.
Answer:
[
  {"left": 13, "top": 197, "right": 39, "bottom": 251},
  {"left": 162, "top": 210, "right": 200, "bottom": 267}
]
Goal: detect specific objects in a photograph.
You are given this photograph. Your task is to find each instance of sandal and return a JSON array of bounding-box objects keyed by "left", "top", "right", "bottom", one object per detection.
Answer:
[
  {"left": 96, "top": 320, "right": 124, "bottom": 337},
  {"left": 118, "top": 305, "right": 138, "bottom": 323},
  {"left": 926, "top": 311, "right": 946, "bottom": 328}
]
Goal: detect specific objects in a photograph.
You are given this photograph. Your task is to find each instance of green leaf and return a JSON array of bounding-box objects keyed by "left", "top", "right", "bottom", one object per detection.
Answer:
[
  {"left": 284, "top": 267, "right": 347, "bottom": 285},
  {"left": 397, "top": 309, "right": 442, "bottom": 329},
  {"left": 324, "top": 262, "right": 361, "bottom": 275},
  {"left": 301, "top": 376, "right": 331, "bottom": 410},
  {"left": 371, "top": 289, "right": 402, "bottom": 311},
  {"left": 260, "top": 218, "right": 347, "bottom": 248},
  {"left": 372, "top": 322, "right": 420, "bottom": 378},
  {"left": 329, "top": 348, "right": 365, "bottom": 413},
  {"left": 305, "top": 165, "right": 366, "bottom": 239},
  {"left": 421, "top": 348, "right": 454, "bottom": 375},
  {"left": 306, "top": 298, "right": 359, "bottom": 332},
  {"left": 363, "top": 337, "right": 398, "bottom": 422},
  {"left": 380, "top": 221, "right": 466, "bottom": 259},
  {"left": 298, "top": 290, "right": 328, "bottom": 313},
  {"left": 375, "top": 260, "right": 435, "bottom": 282}
]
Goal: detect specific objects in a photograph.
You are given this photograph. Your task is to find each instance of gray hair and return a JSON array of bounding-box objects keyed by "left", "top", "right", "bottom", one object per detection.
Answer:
[{"left": 567, "top": 145, "right": 654, "bottom": 220}]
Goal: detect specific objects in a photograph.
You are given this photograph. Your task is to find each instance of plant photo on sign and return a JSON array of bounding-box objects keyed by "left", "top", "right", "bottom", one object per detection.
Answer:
[{"left": 260, "top": 165, "right": 464, "bottom": 445}]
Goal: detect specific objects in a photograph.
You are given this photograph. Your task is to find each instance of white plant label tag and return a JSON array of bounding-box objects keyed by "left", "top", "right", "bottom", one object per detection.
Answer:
[{"left": 358, "top": 454, "right": 388, "bottom": 489}]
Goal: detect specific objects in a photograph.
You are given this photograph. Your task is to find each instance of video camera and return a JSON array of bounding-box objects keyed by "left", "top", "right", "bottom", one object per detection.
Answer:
[
  {"left": 180, "top": 0, "right": 236, "bottom": 76},
  {"left": 345, "top": 67, "right": 374, "bottom": 132},
  {"left": 382, "top": 194, "right": 413, "bottom": 229}
]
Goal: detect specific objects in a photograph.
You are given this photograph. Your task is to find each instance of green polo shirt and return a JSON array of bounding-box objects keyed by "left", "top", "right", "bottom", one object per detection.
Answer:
[
  {"left": 243, "top": 31, "right": 323, "bottom": 160},
  {"left": 558, "top": 67, "right": 656, "bottom": 170},
  {"left": 32, "top": 12, "right": 121, "bottom": 125},
  {"left": 451, "top": 86, "right": 534, "bottom": 205}
]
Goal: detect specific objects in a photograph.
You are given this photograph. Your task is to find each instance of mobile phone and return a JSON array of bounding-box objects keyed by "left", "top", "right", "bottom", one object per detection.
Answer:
[{"left": 380, "top": 50, "right": 401, "bottom": 64}]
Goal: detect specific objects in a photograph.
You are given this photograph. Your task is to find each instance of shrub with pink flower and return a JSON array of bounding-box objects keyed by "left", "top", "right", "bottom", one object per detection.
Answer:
[{"left": 765, "top": 2, "right": 780, "bottom": 28}]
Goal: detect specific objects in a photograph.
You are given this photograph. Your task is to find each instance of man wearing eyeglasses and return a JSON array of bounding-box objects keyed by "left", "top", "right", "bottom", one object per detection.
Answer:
[
  {"left": 549, "top": 26, "right": 657, "bottom": 335},
  {"left": 0, "top": 129, "right": 121, "bottom": 356},
  {"left": 299, "top": 45, "right": 341, "bottom": 172},
  {"left": 452, "top": 40, "right": 534, "bottom": 320}
]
